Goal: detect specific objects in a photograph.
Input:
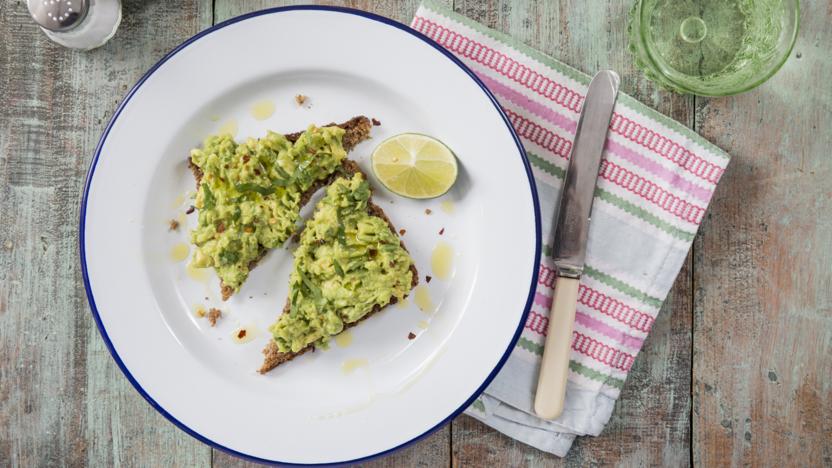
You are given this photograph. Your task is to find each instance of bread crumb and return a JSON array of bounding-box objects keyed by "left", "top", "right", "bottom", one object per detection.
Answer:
[
  {"left": 399, "top": 229, "right": 406, "bottom": 236},
  {"left": 168, "top": 219, "right": 179, "bottom": 231},
  {"left": 237, "top": 329, "right": 247, "bottom": 339},
  {"left": 425, "top": 209, "right": 432, "bottom": 215},
  {"left": 426, "top": 275, "right": 432, "bottom": 283},
  {"left": 207, "top": 308, "right": 222, "bottom": 327},
  {"left": 408, "top": 332, "right": 416, "bottom": 340},
  {"left": 295, "top": 94, "right": 307, "bottom": 105},
  {"left": 371, "top": 118, "right": 381, "bottom": 126}
]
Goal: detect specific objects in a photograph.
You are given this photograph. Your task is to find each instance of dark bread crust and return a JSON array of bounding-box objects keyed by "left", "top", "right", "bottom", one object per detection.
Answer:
[
  {"left": 187, "top": 116, "right": 374, "bottom": 300},
  {"left": 258, "top": 162, "right": 419, "bottom": 374}
]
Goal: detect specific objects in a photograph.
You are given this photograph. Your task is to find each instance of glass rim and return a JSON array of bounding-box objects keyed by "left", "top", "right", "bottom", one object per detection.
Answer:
[{"left": 637, "top": 0, "right": 800, "bottom": 97}]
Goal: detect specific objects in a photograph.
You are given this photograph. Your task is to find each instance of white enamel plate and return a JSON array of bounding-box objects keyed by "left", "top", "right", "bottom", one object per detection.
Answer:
[{"left": 82, "top": 6, "right": 540, "bottom": 465}]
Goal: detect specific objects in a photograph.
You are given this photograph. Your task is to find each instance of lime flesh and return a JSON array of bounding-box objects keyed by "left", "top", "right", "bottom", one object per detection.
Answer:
[{"left": 371, "top": 133, "right": 458, "bottom": 199}]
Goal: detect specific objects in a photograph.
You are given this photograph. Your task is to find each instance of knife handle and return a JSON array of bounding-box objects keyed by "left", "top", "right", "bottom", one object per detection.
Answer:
[{"left": 533, "top": 276, "right": 579, "bottom": 420}]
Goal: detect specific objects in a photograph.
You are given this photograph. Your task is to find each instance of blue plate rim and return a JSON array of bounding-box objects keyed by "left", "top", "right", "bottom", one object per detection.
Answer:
[{"left": 79, "top": 5, "right": 541, "bottom": 466}]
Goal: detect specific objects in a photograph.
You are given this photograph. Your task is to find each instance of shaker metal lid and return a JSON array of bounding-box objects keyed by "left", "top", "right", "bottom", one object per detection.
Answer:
[{"left": 27, "top": 0, "right": 89, "bottom": 32}]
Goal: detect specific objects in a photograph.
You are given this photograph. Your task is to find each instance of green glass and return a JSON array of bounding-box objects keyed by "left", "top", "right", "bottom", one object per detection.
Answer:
[{"left": 628, "top": 0, "right": 799, "bottom": 96}]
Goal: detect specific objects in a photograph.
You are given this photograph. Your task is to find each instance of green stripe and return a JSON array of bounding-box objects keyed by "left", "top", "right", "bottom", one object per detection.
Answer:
[
  {"left": 516, "top": 338, "right": 625, "bottom": 389},
  {"left": 583, "top": 265, "right": 663, "bottom": 309},
  {"left": 526, "top": 151, "right": 565, "bottom": 179},
  {"left": 517, "top": 336, "right": 543, "bottom": 355},
  {"left": 419, "top": 0, "right": 730, "bottom": 161},
  {"left": 570, "top": 361, "right": 624, "bottom": 389},
  {"left": 542, "top": 245, "right": 663, "bottom": 309},
  {"left": 524, "top": 154, "right": 696, "bottom": 242},
  {"left": 594, "top": 188, "right": 696, "bottom": 242},
  {"left": 471, "top": 398, "right": 486, "bottom": 413}
]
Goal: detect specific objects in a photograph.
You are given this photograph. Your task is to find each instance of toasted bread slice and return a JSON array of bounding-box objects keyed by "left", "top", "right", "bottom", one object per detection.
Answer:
[
  {"left": 259, "top": 161, "right": 418, "bottom": 373},
  {"left": 187, "top": 116, "right": 375, "bottom": 300}
]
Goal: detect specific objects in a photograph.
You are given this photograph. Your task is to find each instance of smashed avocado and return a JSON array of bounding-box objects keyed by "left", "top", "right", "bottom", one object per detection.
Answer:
[
  {"left": 189, "top": 125, "right": 347, "bottom": 292},
  {"left": 270, "top": 173, "right": 414, "bottom": 353}
]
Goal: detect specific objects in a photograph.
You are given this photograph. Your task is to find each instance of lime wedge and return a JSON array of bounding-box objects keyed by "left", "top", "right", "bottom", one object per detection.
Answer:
[{"left": 371, "top": 133, "right": 458, "bottom": 199}]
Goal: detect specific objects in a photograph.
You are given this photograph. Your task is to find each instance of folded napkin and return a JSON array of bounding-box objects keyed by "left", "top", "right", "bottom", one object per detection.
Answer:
[{"left": 411, "top": 1, "right": 730, "bottom": 456}]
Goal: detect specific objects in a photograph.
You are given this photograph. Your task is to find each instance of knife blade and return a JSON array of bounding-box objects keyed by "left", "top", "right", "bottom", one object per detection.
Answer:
[
  {"left": 552, "top": 70, "right": 620, "bottom": 278},
  {"left": 534, "top": 70, "right": 620, "bottom": 420}
]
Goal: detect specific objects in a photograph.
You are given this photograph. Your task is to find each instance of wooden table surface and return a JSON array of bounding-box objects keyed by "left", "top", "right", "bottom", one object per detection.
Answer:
[{"left": 1, "top": 1, "right": 829, "bottom": 466}]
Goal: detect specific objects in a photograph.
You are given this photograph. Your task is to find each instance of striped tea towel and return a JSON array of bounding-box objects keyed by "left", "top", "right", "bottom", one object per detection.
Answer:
[{"left": 411, "top": 0, "right": 730, "bottom": 456}]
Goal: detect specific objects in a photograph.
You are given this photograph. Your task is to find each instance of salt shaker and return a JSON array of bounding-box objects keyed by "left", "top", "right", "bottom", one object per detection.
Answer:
[{"left": 27, "top": 0, "right": 122, "bottom": 50}]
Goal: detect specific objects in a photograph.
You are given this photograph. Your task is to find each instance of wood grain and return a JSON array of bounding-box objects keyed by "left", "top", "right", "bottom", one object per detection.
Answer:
[
  {"left": 0, "top": 0, "right": 212, "bottom": 466},
  {"left": 692, "top": 2, "right": 832, "bottom": 466},
  {"left": 1, "top": 0, "right": 830, "bottom": 466}
]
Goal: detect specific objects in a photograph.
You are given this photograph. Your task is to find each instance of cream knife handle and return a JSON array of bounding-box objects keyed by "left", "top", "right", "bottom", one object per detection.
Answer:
[{"left": 534, "top": 276, "right": 579, "bottom": 420}]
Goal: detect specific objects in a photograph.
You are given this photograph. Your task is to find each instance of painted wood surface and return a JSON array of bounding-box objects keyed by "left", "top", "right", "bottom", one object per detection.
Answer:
[
  {"left": 0, "top": 0, "right": 828, "bottom": 466},
  {"left": 0, "top": 1, "right": 214, "bottom": 466},
  {"left": 691, "top": 2, "right": 832, "bottom": 466}
]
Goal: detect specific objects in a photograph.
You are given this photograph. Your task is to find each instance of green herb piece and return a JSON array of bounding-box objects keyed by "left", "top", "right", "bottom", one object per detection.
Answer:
[
  {"left": 202, "top": 185, "right": 216, "bottom": 209},
  {"left": 219, "top": 249, "right": 240, "bottom": 265},
  {"left": 299, "top": 271, "right": 322, "bottom": 300},
  {"left": 234, "top": 183, "right": 275, "bottom": 196},
  {"left": 336, "top": 225, "right": 347, "bottom": 247},
  {"left": 333, "top": 259, "right": 345, "bottom": 277},
  {"left": 274, "top": 165, "right": 292, "bottom": 182}
]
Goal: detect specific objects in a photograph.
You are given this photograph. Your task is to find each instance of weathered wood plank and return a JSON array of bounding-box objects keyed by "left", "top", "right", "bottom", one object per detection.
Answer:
[
  {"left": 0, "top": 1, "right": 212, "bottom": 466},
  {"left": 449, "top": 0, "right": 694, "bottom": 465},
  {"left": 692, "top": 2, "right": 832, "bottom": 466},
  {"left": 3, "top": 0, "right": 828, "bottom": 466},
  {"left": 210, "top": 1, "right": 451, "bottom": 466}
]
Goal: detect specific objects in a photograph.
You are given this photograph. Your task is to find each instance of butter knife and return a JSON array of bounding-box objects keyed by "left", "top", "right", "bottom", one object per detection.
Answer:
[{"left": 534, "top": 70, "right": 620, "bottom": 420}]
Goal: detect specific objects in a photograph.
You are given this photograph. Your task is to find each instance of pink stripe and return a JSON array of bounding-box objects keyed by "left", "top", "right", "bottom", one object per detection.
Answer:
[
  {"left": 534, "top": 291, "right": 553, "bottom": 309},
  {"left": 479, "top": 74, "right": 577, "bottom": 133},
  {"left": 504, "top": 109, "right": 571, "bottom": 159},
  {"left": 538, "top": 263, "right": 556, "bottom": 288},
  {"left": 572, "top": 332, "right": 635, "bottom": 371},
  {"left": 574, "top": 311, "right": 644, "bottom": 350},
  {"left": 524, "top": 310, "right": 637, "bottom": 371},
  {"left": 599, "top": 159, "right": 705, "bottom": 224},
  {"left": 606, "top": 138, "right": 710, "bottom": 201},
  {"left": 539, "top": 263, "right": 656, "bottom": 332},
  {"left": 532, "top": 289, "right": 644, "bottom": 349},
  {"left": 506, "top": 108, "right": 706, "bottom": 223},
  {"left": 411, "top": 16, "right": 725, "bottom": 185},
  {"left": 525, "top": 310, "right": 548, "bottom": 335},
  {"left": 526, "top": 287, "right": 644, "bottom": 350},
  {"left": 480, "top": 73, "right": 713, "bottom": 203}
]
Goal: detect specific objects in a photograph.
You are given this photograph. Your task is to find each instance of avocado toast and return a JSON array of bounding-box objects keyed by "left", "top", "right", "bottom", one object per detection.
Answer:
[
  {"left": 187, "top": 116, "right": 373, "bottom": 300},
  {"left": 259, "top": 161, "right": 418, "bottom": 373}
]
